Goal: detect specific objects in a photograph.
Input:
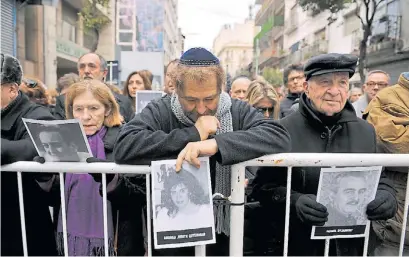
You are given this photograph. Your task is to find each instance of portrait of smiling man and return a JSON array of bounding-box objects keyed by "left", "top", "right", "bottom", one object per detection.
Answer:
[
  {"left": 252, "top": 53, "right": 397, "bottom": 256},
  {"left": 325, "top": 172, "right": 369, "bottom": 227}
]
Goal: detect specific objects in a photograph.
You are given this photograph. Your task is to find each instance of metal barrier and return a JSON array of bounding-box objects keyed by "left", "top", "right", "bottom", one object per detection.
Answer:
[
  {"left": 230, "top": 153, "right": 409, "bottom": 257},
  {"left": 2, "top": 153, "right": 409, "bottom": 257}
]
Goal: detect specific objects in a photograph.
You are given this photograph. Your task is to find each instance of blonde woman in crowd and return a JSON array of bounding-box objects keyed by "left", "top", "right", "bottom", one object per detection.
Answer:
[
  {"left": 123, "top": 71, "right": 152, "bottom": 111},
  {"left": 245, "top": 80, "right": 280, "bottom": 119}
]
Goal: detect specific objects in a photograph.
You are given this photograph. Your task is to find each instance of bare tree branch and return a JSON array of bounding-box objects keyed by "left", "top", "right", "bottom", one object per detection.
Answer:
[
  {"left": 364, "top": 0, "right": 370, "bottom": 24},
  {"left": 354, "top": 2, "right": 365, "bottom": 28}
]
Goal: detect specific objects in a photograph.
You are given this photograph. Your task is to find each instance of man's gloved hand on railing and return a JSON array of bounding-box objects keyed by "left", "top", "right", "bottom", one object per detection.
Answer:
[
  {"left": 86, "top": 157, "right": 115, "bottom": 184},
  {"left": 366, "top": 189, "right": 397, "bottom": 220},
  {"left": 295, "top": 194, "right": 328, "bottom": 226},
  {"left": 31, "top": 156, "right": 54, "bottom": 181}
]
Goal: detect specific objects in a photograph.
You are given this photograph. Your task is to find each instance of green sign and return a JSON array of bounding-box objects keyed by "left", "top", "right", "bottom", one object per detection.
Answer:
[
  {"left": 56, "top": 39, "right": 88, "bottom": 58},
  {"left": 254, "top": 15, "right": 284, "bottom": 43}
]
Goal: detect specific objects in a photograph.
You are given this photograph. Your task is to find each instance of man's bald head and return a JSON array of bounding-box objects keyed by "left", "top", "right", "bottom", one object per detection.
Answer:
[{"left": 230, "top": 77, "right": 251, "bottom": 100}]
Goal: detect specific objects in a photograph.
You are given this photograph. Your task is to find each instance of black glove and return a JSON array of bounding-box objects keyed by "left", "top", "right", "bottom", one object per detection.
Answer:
[
  {"left": 295, "top": 194, "right": 328, "bottom": 226},
  {"left": 366, "top": 190, "right": 397, "bottom": 220},
  {"left": 86, "top": 157, "right": 115, "bottom": 183},
  {"left": 33, "top": 156, "right": 45, "bottom": 163},
  {"left": 31, "top": 156, "right": 55, "bottom": 181}
]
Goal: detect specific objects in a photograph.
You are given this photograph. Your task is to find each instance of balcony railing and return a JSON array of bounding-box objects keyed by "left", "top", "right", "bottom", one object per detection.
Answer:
[
  {"left": 368, "top": 15, "right": 402, "bottom": 53},
  {"left": 255, "top": 0, "right": 274, "bottom": 26},
  {"left": 284, "top": 40, "right": 329, "bottom": 65}
]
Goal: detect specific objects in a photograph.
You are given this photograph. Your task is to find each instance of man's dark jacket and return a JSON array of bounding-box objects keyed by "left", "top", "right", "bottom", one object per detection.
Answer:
[
  {"left": 251, "top": 93, "right": 396, "bottom": 256},
  {"left": 114, "top": 95, "right": 291, "bottom": 189},
  {"left": 54, "top": 92, "right": 134, "bottom": 122},
  {"left": 279, "top": 92, "right": 300, "bottom": 118},
  {"left": 1, "top": 93, "right": 57, "bottom": 256}
]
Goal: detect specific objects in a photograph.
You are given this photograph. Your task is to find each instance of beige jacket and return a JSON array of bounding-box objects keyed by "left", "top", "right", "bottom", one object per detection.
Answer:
[{"left": 364, "top": 72, "right": 409, "bottom": 246}]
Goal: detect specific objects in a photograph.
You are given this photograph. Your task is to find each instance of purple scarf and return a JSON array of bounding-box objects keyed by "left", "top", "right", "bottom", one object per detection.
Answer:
[{"left": 57, "top": 127, "right": 115, "bottom": 256}]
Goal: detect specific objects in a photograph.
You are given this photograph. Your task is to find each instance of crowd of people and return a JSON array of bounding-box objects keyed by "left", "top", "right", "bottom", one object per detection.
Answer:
[{"left": 1, "top": 47, "right": 408, "bottom": 257}]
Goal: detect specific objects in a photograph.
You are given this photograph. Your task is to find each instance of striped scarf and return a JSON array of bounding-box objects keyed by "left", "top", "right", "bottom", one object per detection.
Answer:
[{"left": 171, "top": 92, "right": 233, "bottom": 235}]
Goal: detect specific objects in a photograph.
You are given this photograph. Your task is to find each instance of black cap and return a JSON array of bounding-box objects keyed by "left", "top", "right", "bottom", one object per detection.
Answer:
[
  {"left": 179, "top": 47, "right": 220, "bottom": 66},
  {"left": 1, "top": 53, "right": 23, "bottom": 85},
  {"left": 304, "top": 53, "right": 358, "bottom": 81}
]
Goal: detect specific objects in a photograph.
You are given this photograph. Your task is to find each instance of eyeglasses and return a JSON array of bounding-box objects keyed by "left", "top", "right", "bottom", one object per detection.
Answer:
[
  {"left": 256, "top": 107, "right": 274, "bottom": 115},
  {"left": 366, "top": 82, "right": 388, "bottom": 88},
  {"left": 23, "top": 79, "right": 38, "bottom": 88}
]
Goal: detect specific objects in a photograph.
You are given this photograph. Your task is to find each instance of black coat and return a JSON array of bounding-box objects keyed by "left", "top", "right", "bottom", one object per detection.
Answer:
[
  {"left": 103, "top": 126, "right": 146, "bottom": 256},
  {"left": 1, "top": 93, "right": 57, "bottom": 256},
  {"left": 251, "top": 93, "right": 396, "bottom": 256},
  {"left": 48, "top": 126, "right": 146, "bottom": 256},
  {"left": 114, "top": 96, "right": 291, "bottom": 189},
  {"left": 279, "top": 92, "right": 300, "bottom": 118},
  {"left": 54, "top": 93, "right": 134, "bottom": 123}
]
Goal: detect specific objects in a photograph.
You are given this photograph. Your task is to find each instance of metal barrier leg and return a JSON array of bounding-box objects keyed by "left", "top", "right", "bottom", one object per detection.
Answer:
[
  {"left": 324, "top": 239, "right": 330, "bottom": 257},
  {"left": 17, "top": 171, "right": 28, "bottom": 257},
  {"left": 59, "top": 173, "right": 68, "bottom": 257},
  {"left": 102, "top": 174, "right": 109, "bottom": 257},
  {"left": 195, "top": 245, "right": 206, "bottom": 256},
  {"left": 363, "top": 221, "right": 370, "bottom": 257},
  {"left": 146, "top": 174, "right": 152, "bottom": 257},
  {"left": 229, "top": 164, "right": 246, "bottom": 257},
  {"left": 283, "top": 166, "right": 292, "bottom": 257},
  {"left": 399, "top": 170, "right": 409, "bottom": 257}
]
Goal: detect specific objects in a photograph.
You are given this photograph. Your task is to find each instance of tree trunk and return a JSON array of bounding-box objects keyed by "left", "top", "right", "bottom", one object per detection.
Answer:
[
  {"left": 358, "top": 27, "right": 370, "bottom": 85},
  {"left": 91, "top": 28, "right": 99, "bottom": 52}
]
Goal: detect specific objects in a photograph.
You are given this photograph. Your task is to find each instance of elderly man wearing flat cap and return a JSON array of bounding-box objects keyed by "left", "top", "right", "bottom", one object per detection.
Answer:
[
  {"left": 1, "top": 54, "right": 57, "bottom": 255},
  {"left": 114, "top": 47, "right": 291, "bottom": 255},
  {"left": 251, "top": 53, "right": 397, "bottom": 256}
]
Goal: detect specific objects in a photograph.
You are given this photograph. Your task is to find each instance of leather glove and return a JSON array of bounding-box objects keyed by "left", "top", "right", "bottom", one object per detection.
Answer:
[
  {"left": 295, "top": 194, "right": 328, "bottom": 226},
  {"left": 31, "top": 156, "right": 55, "bottom": 181},
  {"left": 366, "top": 190, "right": 397, "bottom": 220},
  {"left": 86, "top": 157, "right": 115, "bottom": 183},
  {"left": 33, "top": 156, "right": 46, "bottom": 163}
]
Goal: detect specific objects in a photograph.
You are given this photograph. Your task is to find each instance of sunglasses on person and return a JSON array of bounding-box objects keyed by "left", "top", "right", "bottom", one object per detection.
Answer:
[
  {"left": 23, "top": 79, "right": 38, "bottom": 88},
  {"left": 256, "top": 107, "right": 275, "bottom": 116}
]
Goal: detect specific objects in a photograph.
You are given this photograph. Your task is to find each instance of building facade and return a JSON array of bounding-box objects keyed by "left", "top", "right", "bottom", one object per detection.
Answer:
[
  {"left": 1, "top": 0, "right": 17, "bottom": 56},
  {"left": 253, "top": 0, "right": 284, "bottom": 72},
  {"left": 252, "top": 0, "right": 408, "bottom": 84},
  {"left": 213, "top": 19, "right": 256, "bottom": 77},
  {"left": 15, "top": 0, "right": 115, "bottom": 88}
]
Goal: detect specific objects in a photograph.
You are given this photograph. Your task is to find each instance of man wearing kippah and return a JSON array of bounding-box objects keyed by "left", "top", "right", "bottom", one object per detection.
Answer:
[
  {"left": 1, "top": 54, "right": 57, "bottom": 255},
  {"left": 114, "top": 47, "right": 291, "bottom": 255},
  {"left": 252, "top": 53, "right": 397, "bottom": 256}
]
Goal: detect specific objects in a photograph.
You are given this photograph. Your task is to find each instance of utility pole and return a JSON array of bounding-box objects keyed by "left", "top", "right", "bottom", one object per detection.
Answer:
[{"left": 255, "top": 38, "right": 260, "bottom": 76}]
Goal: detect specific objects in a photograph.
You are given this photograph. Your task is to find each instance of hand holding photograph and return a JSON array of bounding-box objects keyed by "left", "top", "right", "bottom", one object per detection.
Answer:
[
  {"left": 151, "top": 157, "right": 215, "bottom": 249},
  {"left": 311, "top": 166, "right": 382, "bottom": 239},
  {"left": 22, "top": 118, "right": 91, "bottom": 162}
]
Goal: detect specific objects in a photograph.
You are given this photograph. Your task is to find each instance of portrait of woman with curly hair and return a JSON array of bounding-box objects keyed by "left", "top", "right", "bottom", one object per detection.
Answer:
[{"left": 153, "top": 162, "right": 214, "bottom": 233}]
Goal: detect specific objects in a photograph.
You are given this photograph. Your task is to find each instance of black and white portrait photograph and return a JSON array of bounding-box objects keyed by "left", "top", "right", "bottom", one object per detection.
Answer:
[
  {"left": 311, "top": 166, "right": 382, "bottom": 239},
  {"left": 135, "top": 91, "right": 164, "bottom": 114},
  {"left": 23, "top": 119, "right": 91, "bottom": 162},
  {"left": 151, "top": 157, "right": 215, "bottom": 249}
]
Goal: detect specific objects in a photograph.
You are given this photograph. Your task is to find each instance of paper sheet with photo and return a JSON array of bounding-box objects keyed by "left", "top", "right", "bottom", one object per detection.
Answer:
[
  {"left": 311, "top": 166, "right": 382, "bottom": 239},
  {"left": 151, "top": 157, "right": 216, "bottom": 249},
  {"left": 135, "top": 91, "right": 164, "bottom": 114},
  {"left": 22, "top": 119, "right": 92, "bottom": 162}
]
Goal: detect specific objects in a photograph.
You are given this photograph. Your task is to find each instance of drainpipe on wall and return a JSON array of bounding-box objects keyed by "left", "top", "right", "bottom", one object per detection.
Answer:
[
  {"left": 13, "top": 1, "right": 17, "bottom": 56},
  {"left": 43, "top": 4, "right": 47, "bottom": 83}
]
